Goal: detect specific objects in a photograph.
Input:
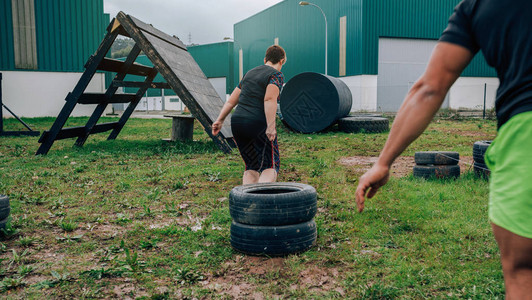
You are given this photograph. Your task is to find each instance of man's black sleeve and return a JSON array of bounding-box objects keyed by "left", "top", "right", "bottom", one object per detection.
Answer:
[{"left": 439, "top": 0, "right": 480, "bottom": 54}]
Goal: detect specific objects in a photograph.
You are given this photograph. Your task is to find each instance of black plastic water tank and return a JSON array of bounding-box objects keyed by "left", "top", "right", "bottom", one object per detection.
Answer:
[{"left": 280, "top": 72, "right": 352, "bottom": 133}]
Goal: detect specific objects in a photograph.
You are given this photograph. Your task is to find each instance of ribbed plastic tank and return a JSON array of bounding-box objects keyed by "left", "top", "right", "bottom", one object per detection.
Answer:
[{"left": 280, "top": 72, "right": 352, "bottom": 133}]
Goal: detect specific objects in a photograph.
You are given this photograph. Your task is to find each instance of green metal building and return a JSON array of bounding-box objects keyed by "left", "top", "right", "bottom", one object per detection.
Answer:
[
  {"left": 1, "top": 0, "right": 500, "bottom": 116},
  {"left": 1, "top": 0, "right": 108, "bottom": 72},
  {"left": 1, "top": 0, "right": 109, "bottom": 117},
  {"left": 189, "top": 42, "right": 236, "bottom": 94},
  {"left": 234, "top": 0, "right": 498, "bottom": 112}
]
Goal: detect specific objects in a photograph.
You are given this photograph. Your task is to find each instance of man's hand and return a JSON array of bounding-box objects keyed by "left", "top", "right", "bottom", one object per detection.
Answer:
[
  {"left": 212, "top": 120, "right": 223, "bottom": 136},
  {"left": 266, "top": 125, "right": 276, "bottom": 141},
  {"left": 355, "top": 163, "right": 390, "bottom": 212}
]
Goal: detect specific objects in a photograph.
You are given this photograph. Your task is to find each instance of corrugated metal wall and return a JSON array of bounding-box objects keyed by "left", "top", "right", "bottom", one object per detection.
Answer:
[
  {"left": 342, "top": 0, "right": 364, "bottom": 76},
  {"left": 0, "top": 0, "right": 16, "bottom": 70},
  {"left": 234, "top": 0, "right": 495, "bottom": 80},
  {"left": 362, "top": 0, "right": 495, "bottom": 76},
  {"left": 234, "top": 0, "right": 360, "bottom": 81},
  {"left": 34, "top": 0, "right": 106, "bottom": 72},
  {"left": 0, "top": 0, "right": 107, "bottom": 72}
]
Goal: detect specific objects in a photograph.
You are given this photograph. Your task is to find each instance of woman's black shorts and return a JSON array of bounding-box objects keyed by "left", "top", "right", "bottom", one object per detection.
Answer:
[{"left": 231, "top": 119, "right": 280, "bottom": 173}]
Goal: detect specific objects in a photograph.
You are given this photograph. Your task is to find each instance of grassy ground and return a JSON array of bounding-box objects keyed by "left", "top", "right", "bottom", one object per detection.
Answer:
[{"left": 0, "top": 115, "right": 500, "bottom": 299}]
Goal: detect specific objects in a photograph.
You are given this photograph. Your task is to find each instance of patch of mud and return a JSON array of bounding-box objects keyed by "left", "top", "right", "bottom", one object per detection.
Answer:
[
  {"left": 297, "top": 266, "right": 343, "bottom": 295},
  {"left": 146, "top": 213, "right": 186, "bottom": 230},
  {"left": 19, "top": 275, "right": 48, "bottom": 286},
  {"left": 247, "top": 257, "right": 285, "bottom": 275},
  {"left": 204, "top": 256, "right": 274, "bottom": 299},
  {"left": 111, "top": 281, "right": 149, "bottom": 299},
  {"left": 338, "top": 156, "right": 475, "bottom": 177},
  {"left": 338, "top": 156, "right": 413, "bottom": 177},
  {"left": 84, "top": 223, "right": 127, "bottom": 241},
  {"left": 204, "top": 255, "right": 343, "bottom": 298}
]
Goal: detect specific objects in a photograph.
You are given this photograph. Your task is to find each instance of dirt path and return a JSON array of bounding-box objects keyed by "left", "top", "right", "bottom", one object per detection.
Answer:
[{"left": 338, "top": 155, "right": 475, "bottom": 177}]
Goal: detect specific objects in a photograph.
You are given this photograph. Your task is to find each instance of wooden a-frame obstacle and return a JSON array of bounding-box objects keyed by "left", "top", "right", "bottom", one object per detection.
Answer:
[{"left": 36, "top": 12, "right": 233, "bottom": 155}]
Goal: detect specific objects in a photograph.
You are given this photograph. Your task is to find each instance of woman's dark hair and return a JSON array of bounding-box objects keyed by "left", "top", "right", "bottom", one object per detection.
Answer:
[{"left": 265, "top": 45, "right": 286, "bottom": 64}]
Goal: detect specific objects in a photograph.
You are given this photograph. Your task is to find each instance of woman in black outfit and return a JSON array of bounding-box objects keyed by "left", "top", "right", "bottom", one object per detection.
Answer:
[{"left": 212, "top": 45, "right": 286, "bottom": 185}]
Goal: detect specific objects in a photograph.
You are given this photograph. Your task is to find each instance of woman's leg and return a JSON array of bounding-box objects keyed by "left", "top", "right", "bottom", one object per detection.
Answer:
[
  {"left": 243, "top": 170, "right": 260, "bottom": 185},
  {"left": 258, "top": 168, "right": 277, "bottom": 183}
]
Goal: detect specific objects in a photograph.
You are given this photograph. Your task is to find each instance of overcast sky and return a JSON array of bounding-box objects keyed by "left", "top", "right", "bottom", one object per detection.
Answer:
[{"left": 104, "top": 0, "right": 284, "bottom": 45}]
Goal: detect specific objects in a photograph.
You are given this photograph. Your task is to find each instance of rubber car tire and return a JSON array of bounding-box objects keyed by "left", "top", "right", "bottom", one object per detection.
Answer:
[
  {"left": 337, "top": 117, "right": 389, "bottom": 133},
  {"left": 414, "top": 151, "right": 459, "bottom": 165},
  {"left": 473, "top": 140, "right": 492, "bottom": 165},
  {"left": 349, "top": 113, "right": 383, "bottom": 118},
  {"left": 0, "top": 217, "right": 7, "bottom": 231},
  {"left": 474, "top": 161, "right": 490, "bottom": 179},
  {"left": 0, "top": 196, "right": 9, "bottom": 221},
  {"left": 229, "top": 183, "right": 317, "bottom": 226},
  {"left": 230, "top": 219, "right": 317, "bottom": 256},
  {"left": 413, "top": 165, "right": 460, "bottom": 179}
]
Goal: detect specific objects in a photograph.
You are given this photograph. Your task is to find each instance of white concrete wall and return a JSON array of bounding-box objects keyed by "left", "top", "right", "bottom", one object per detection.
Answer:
[
  {"left": 209, "top": 77, "right": 227, "bottom": 101},
  {"left": 164, "top": 95, "right": 186, "bottom": 111},
  {"left": 449, "top": 77, "right": 499, "bottom": 110},
  {"left": 336, "top": 74, "right": 497, "bottom": 113},
  {"left": 1, "top": 71, "right": 109, "bottom": 118},
  {"left": 163, "top": 96, "right": 185, "bottom": 111},
  {"left": 338, "top": 75, "right": 378, "bottom": 112},
  {"left": 130, "top": 95, "right": 184, "bottom": 112}
]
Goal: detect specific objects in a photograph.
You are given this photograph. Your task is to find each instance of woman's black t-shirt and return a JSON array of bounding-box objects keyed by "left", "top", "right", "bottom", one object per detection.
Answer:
[{"left": 232, "top": 65, "right": 284, "bottom": 124}]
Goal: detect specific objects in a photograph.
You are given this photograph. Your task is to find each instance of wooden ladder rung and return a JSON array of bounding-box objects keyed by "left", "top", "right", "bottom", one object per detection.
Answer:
[
  {"left": 77, "top": 93, "right": 137, "bottom": 104},
  {"left": 111, "top": 80, "right": 171, "bottom": 89},
  {"left": 90, "top": 122, "right": 120, "bottom": 134},
  {"left": 97, "top": 57, "right": 154, "bottom": 76},
  {"left": 39, "top": 122, "right": 120, "bottom": 142}
]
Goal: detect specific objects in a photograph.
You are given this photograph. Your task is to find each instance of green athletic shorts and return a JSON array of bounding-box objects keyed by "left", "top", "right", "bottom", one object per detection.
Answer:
[{"left": 485, "top": 111, "right": 532, "bottom": 238}]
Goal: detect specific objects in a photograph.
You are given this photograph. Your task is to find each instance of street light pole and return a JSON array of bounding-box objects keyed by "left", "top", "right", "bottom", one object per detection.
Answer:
[{"left": 299, "top": 1, "right": 327, "bottom": 75}]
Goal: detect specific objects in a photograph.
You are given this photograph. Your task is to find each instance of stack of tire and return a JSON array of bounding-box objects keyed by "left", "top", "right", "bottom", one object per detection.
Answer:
[
  {"left": 229, "top": 183, "right": 317, "bottom": 256},
  {"left": 473, "top": 140, "right": 492, "bottom": 179},
  {"left": 413, "top": 151, "right": 460, "bottom": 179},
  {"left": 0, "top": 195, "right": 10, "bottom": 231},
  {"left": 337, "top": 115, "right": 389, "bottom": 134}
]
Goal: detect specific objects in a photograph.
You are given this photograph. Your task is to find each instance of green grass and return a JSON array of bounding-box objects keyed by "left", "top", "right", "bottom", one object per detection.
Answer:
[{"left": 0, "top": 115, "right": 501, "bottom": 298}]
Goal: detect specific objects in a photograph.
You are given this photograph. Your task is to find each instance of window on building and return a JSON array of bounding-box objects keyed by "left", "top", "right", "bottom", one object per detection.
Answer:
[{"left": 11, "top": 0, "right": 38, "bottom": 69}]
